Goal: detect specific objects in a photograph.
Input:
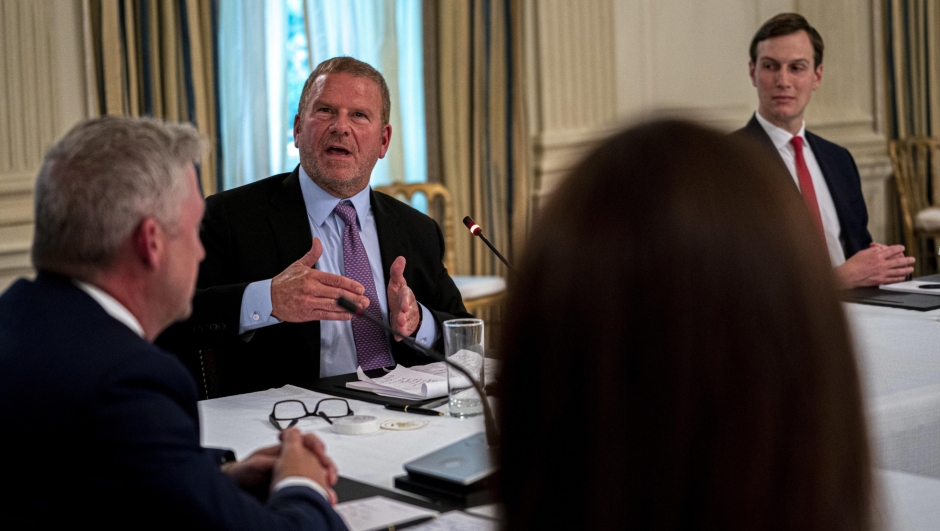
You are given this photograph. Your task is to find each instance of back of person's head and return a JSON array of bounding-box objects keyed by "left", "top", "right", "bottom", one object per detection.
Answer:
[
  {"left": 750, "top": 12, "right": 824, "bottom": 67},
  {"left": 32, "top": 116, "right": 202, "bottom": 281},
  {"left": 498, "top": 120, "right": 871, "bottom": 530},
  {"left": 298, "top": 56, "right": 391, "bottom": 124}
]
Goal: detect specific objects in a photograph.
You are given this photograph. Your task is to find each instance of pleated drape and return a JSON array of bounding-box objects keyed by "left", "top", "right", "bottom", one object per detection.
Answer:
[
  {"left": 433, "top": 0, "right": 530, "bottom": 276},
  {"left": 885, "top": 0, "right": 940, "bottom": 140},
  {"left": 82, "top": 0, "right": 219, "bottom": 196}
]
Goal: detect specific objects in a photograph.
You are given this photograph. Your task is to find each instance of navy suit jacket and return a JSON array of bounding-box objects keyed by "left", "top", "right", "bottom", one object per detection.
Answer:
[
  {"left": 733, "top": 114, "right": 873, "bottom": 257},
  {"left": 0, "top": 273, "right": 347, "bottom": 531},
  {"left": 157, "top": 168, "right": 470, "bottom": 397}
]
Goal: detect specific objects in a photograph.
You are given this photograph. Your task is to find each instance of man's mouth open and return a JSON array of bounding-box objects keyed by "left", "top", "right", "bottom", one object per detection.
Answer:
[{"left": 326, "top": 146, "right": 352, "bottom": 156}]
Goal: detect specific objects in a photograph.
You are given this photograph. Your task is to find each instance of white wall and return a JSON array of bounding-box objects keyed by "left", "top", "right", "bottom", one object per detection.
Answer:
[{"left": 525, "top": 0, "right": 892, "bottom": 242}]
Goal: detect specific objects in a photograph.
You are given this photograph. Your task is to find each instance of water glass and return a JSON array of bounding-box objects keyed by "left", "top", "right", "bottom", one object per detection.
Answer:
[{"left": 443, "top": 318, "right": 485, "bottom": 418}]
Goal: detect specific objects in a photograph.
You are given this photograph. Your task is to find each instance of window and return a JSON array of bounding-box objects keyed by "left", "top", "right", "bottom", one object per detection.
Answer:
[{"left": 219, "top": 0, "right": 428, "bottom": 197}]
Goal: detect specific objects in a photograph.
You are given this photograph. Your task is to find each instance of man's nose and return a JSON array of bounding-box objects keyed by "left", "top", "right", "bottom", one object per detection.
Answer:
[
  {"left": 775, "top": 69, "right": 790, "bottom": 88},
  {"left": 329, "top": 112, "right": 350, "bottom": 134}
]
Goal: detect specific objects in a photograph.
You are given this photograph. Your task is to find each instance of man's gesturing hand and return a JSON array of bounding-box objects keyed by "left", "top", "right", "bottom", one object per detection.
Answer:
[
  {"left": 833, "top": 243, "right": 915, "bottom": 289},
  {"left": 387, "top": 256, "right": 421, "bottom": 340},
  {"left": 271, "top": 238, "right": 370, "bottom": 322}
]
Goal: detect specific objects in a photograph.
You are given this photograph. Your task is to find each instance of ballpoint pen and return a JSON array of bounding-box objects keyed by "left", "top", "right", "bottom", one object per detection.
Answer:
[{"left": 384, "top": 404, "right": 444, "bottom": 416}]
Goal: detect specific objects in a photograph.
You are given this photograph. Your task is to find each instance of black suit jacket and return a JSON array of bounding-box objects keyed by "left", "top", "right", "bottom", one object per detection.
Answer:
[
  {"left": 0, "top": 273, "right": 347, "bottom": 531},
  {"left": 733, "top": 114, "right": 873, "bottom": 257},
  {"left": 158, "top": 168, "right": 469, "bottom": 396}
]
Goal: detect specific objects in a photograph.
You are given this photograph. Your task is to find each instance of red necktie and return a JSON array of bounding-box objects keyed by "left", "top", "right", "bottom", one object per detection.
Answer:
[{"left": 790, "top": 136, "right": 824, "bottom": 236}]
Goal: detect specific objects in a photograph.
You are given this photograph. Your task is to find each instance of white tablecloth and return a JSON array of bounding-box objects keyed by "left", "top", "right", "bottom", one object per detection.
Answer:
[
  {"left": 845, "top": 303, "right": 940, "bottom": 478},
  {"left": 199, "top": 385, "right": 486, "bottom": 490}
]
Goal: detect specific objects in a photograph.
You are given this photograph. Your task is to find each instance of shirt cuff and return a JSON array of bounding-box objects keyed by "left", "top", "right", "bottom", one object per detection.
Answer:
[
  {"left": 271, "top": 476, "right": 329, "bottom": 501},
  {"left": 413, "top": 303, "right": 438, "bottom": 348},
  {"left": 239, "top": 279, "right": 281, "bottom": 335}
]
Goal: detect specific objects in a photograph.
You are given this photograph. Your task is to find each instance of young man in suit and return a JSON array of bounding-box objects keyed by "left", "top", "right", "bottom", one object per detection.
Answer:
[
  {"left": 0, "top": 116, "right": 347, "bottom": 530},
  {"left": 735, "top": 13, "right": 914, "bottom": 289},
  {"left": 159, "top": 57, "right": 469, "bottom": 396}
]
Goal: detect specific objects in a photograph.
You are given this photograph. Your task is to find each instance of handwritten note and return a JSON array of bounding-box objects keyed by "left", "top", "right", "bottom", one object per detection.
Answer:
[
  {"left": 409, "top": 511, "right": 499, "bottom": 531},
  {"left": 333, "top": 496, "right": 438, "bottom": 531}
]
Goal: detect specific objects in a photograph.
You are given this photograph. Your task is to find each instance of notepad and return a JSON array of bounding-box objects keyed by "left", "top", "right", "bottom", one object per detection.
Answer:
[
  {"left": 346, "top": 350, "right": 499, "bottom": 400},
  {"left": 333, "top": 496, "right": 438, "bottom": 531}
]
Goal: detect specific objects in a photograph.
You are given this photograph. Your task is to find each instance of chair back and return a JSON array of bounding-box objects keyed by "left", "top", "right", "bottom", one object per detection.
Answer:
[
  {"left": 374, "top": 183, "right": 456, "bottom": 272},
  {"left": 888, "top": 137, "right": 940, "bottom": 245}
]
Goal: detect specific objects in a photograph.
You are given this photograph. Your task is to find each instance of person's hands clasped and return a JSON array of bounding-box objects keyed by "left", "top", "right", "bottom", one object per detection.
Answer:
[
  {"left": 273, "top": 428, "right": 338, "bottom": 504},
  {"left": 271, "top": 238, "right": 370, "bottom": 322},
  {"left": 833, "top": 243, "right": 915, "bottom": 289},
  {"left": 387, "top": 256, "right": 421, "bottom": 340},
  {"left": 222, "top": 444, "right": 280, "bottom": 501}
]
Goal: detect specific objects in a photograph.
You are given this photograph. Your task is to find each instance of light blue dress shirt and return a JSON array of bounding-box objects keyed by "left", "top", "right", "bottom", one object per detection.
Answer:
[{"left": 239, "top": 167, "right": 438, "bottom": 377}]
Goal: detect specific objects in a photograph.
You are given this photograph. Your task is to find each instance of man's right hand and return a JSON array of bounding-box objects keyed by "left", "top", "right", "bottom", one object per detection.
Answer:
[
  {"left": 832, "top": 243, "right": 915, "bottom": 289},
  {"left": 271, "top": 238, "right": 370, "bottom": 322},
  {"left": 272, "top": 427, "right": 338, "bottom": 504}
]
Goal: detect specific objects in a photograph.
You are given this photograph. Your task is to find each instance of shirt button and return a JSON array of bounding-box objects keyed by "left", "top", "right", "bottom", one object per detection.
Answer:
[{"left": 252, "top": 313, "right": 260, "bottom": 321}]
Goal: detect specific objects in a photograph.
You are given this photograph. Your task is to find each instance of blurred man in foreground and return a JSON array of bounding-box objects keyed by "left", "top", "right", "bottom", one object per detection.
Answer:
[
  {"left": 735, "top": 13, "right": 914, "bottom": 288},
  {"left": 0, "top": 116, "right": 347, "bottom": 530}
]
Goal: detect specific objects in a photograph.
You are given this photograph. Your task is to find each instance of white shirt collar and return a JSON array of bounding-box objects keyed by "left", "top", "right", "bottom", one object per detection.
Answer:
[
  {"left": 755, "top": 111, "right": 806, "bottom": 150},
  {"left": 298, "top": 165, "right": 372, "bottom": 229},
  {"left": 74, "top": 280, "right": 145, "bottom": 338}
]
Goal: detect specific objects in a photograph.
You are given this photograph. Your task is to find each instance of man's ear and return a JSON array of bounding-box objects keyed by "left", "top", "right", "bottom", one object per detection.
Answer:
[
  {"left": 132, "top": 218, "right": 164, "bottom": 269},
  {"left": 293, "top": 113, "right": 302, "bottom": 147},
  {"left": 748, "top": 61, "right": 757, "bottom": 87},
  {"left": 378, "top": 123, "right": 392, "bottom": 159},
  {"left": 812, "top": 63, "right": 823, "bottom": 91}
]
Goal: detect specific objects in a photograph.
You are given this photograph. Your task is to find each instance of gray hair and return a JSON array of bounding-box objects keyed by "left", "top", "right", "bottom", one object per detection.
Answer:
[{"left": 32, "top": 116, "right": 203, "bottom": 280}]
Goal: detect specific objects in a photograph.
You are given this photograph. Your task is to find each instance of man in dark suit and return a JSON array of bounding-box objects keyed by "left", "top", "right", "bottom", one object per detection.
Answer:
[
  {"left": 734, "top": 13, "right": 914, "bottom": 288},
  {"left": 0, "top": 116, "right": 347, "bottom": 530},
  {"left": 159, "top": 57, "right": 469, "bottom": 396}
]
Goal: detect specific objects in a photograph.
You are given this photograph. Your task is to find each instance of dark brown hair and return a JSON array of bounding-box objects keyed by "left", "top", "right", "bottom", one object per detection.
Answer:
[
  {"left": 750, "top": 13, "right": 824, "bottom": 68},
  {"left": 498, "top": 120, "right": 871, "bottom": 530},
  {"left": 297, "top": 56, "right": 391, "bottom": 124}
]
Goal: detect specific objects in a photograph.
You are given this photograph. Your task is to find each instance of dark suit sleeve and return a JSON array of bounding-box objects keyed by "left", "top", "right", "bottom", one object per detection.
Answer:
[
  {"left": 425, "top": 218, "right": 472, "bottom": 323},
  {"left": 414, "top": 219, "right": 473, "bottom": 356},
  {"left": 93, "top": 352, "right": 347, "bottom": 531},
  {"left": 158, "top": 193, "right": 254, "bottom": 352}
]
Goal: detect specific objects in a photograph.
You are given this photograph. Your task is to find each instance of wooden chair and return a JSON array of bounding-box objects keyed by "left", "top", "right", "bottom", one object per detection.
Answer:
[
  {"left": 373, "top": 183, "right": 507, "bottom": 316},
  {"left": 888, "top": 137, "right": 940, "bottom": 275}
]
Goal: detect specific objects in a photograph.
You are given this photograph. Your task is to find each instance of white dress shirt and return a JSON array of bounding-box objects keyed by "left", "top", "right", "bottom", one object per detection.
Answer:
[
  {"left": 755, "top": 112, "right": 847, "bottom": 266},
  {"left": 238, "top": 166, "right": 438, "bottom": 377}
]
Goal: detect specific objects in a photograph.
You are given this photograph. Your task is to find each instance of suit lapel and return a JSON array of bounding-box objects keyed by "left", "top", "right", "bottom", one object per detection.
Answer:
[
  {"left": 805, "top": 132, "right": 841, "bottom": 205},
  {"left": 370, "top": 190, "right": 404, "bottom": 289},
  {"left": 269, "top": 168, "right": 314, "bottom": 268}
]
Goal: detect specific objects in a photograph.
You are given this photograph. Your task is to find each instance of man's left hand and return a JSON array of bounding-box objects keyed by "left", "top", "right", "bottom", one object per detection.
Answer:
[
  {"left": 222, "top": 444, "right": 280, "bottom": 501},
  {"left": 387, "top": 256, "right": 421, "bottom": 340}
]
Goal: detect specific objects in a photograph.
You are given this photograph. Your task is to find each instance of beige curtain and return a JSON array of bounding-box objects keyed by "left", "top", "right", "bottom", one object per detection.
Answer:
[
  {"left": 885, "top": 0, "right": 940, "bottom": 140},
  {"left": 434, "top": 0, "right": 530, "bottom": 277},
  {"left": 82, "top": 0, "right": 218, "bottom": 196}
]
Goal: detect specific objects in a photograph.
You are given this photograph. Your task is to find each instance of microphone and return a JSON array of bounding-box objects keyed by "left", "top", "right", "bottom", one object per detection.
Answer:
[
  {"left": 462, "top": 216, "right": 514, "bottom": 271},
  {"left": 336, "top": 297, "right": 499, "bottom": 447}
]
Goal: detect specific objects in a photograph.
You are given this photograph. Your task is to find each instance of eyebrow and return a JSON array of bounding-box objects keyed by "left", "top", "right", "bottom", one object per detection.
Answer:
[{"left": 760, "top": 57, "right": 811, "bottom": 65}]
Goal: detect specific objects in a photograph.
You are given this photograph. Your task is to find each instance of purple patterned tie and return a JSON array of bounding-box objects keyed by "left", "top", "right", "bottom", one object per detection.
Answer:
[{"left": 333, "top": 202, "right": 394, "bottom": 370}]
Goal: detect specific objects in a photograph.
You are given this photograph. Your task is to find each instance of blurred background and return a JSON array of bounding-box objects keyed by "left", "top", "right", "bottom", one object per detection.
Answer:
[{"left": 0, "top": 0, "right": 934, "bottom": 290}]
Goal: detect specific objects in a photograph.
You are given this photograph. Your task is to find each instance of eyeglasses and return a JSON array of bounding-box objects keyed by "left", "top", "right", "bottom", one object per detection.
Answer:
[{"left": 269, "top": 399, "right": 354, "bottom": 431}]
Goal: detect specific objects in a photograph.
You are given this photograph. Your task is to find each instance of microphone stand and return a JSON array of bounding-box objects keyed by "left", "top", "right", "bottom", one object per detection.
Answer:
[
  {"left": 462, "top": 216, "right": 514, "bottom": 272},
  {"left": 336, "top": 297, "right": 500, "bottom": 447}
]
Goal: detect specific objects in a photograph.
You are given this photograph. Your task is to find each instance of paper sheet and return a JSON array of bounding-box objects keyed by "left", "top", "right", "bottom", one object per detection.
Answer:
[
  {"left": 333, "top": 496, "right": 438, "bottom": 531},
  {"left": 409, "top": 511, "right": 499, "bottom": 531},
  {"left": 880, "top": 280, "right": 940, "bottom": 296},
  {"left": 346, "top": 350, "right": 494, "bottom": 399}
]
